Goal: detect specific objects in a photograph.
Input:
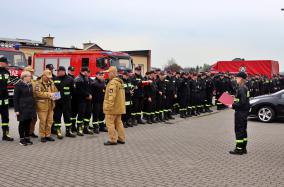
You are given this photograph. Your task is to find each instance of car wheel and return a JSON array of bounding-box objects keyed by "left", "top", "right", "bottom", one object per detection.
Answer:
[{"left": 257, "top": 106, "right": 275, "bottom": 123}]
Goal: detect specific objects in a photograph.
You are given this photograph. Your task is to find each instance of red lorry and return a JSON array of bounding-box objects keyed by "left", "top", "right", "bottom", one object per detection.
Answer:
[
  {"left": 210, "top": 60, "right": 279, "bottom": 78},
  {"left": 0, "top": 47, "right": 27, "bottom": 97},
  {"left": 32, "top": 50, "right": 133, "bottom": 78}
]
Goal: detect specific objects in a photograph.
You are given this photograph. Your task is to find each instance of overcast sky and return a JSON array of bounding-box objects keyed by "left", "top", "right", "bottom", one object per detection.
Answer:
[{"left": 1, "top": 0, "right": 284, "bottom": 71}]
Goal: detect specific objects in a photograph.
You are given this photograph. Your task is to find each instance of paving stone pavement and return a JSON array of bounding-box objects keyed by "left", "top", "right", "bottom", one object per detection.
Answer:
[{"left": 0, "top": 108, "right": 284, "bottom": 187}]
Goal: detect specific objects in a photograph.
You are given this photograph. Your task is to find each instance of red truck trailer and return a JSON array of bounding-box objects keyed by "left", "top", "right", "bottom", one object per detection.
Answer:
[
  {"left": 32, "top": 50, "right": 133, "bottom": 78},
  {"left": 210, "top": 60, "right": 279, "bottom": 78}
]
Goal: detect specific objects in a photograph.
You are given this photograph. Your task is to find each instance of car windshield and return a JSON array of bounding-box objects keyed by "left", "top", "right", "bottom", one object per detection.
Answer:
[
  {"left": 0, "top": 51, "right": 27, "bottom": 67},
  {"left": 109, "top": 56, "right": 132, "bottom": 70}
]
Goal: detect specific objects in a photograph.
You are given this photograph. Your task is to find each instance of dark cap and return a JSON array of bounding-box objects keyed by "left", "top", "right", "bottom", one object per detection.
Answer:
[
  {"left": 0, "top": 56, "right": 8, "bottom": 64},
  {"left": 135, "top": 66, "right": 141, "bottom": 71},
  {"left": 236, "top": 72, "right": 247, "bottom": 79},
  {"left": 57, "top": 66, "right": 66, "bottom": 71},
  {"left": 46, "top": 64, "right": 54, "bottom": 70},
  {"left": 81, "top": 67, "right": 90, "bottom": 72},
  {"left": 68, "top": 66, "right": 75, "bottom": 71}
]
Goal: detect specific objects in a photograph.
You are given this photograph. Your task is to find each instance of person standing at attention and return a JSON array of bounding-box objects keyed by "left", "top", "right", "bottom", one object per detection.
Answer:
[{"left": 103, "top": 66, "right": 126, "bottom": 146}]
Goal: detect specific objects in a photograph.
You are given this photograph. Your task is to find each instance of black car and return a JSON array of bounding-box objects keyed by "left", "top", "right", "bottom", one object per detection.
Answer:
[{"left": 249, "top": 90, "right": 284, "bottom": 122}]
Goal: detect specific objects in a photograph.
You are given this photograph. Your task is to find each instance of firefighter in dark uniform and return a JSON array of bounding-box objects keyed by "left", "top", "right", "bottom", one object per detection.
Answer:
[
  {"left": 261, "top": 75, "right": 270, "bottom": 95},
  {"left": 122, "top": 70, "right": 134, "bottom": 127},
  {"left": 191, "top": 74, "right": 200, "bottom": 115},
  {"left": 156, "top": 71, "right": 167, "bottom": 121},
  {"left": 131, "top": 66, "right": 145, "bottom": 124},
  {"left": 215, "top": 73, "right": 226, "bottom": 110},
  {"left": 199, "top": 73, "right": 207, "bottom": 113},
  {"left": 67, "top": 66, "right": 78, "bottom": 133},
  {"left": 164, "top": 71, "right": 176, "bottom": 120},
  {"left": 205, "top": 72, "right": 214, "bottom": 112},
  {"left": 74, "top": 67, "right": 93, "bottom": 136},
  {"left": 0, "top": 56, "right": 14, "bottom": 141},
  {"left": 178, "top": 72, "right": 189, "bottom": 118},
  {"left": 143, "top": 71, "right": 158, "bottom": 124},
  {"left": 53, "top": 66, "right": 76, "bottom": 139},
  {"left": 229, "top": 72, "right": 250, "bottom": 155},
  {"left": 173, "top": 72, "right": 181, "bottom": 115},
  {"left": 91, "top": 71, "right": 107, "bottom": 133}
]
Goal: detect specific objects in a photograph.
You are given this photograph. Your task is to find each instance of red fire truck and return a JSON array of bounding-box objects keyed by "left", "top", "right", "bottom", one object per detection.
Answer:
[
  {"left": 0, "top": 47, "right": 27, "bottom": 97},
  {"left": 32, "top": 50, "right": 133, "bottom": 77}
]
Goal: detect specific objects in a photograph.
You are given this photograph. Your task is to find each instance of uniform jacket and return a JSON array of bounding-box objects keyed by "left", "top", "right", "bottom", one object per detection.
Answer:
[
  {"left": 34, "top": 78, "right": 57, "bottom": 112},
  {"left": 103, "top": 77, "right": 126, "bottom": 115},
  {"left": 14, "top": 80, "right": 37, "bottom": 121},
  {"left": 232, "top": 85, "right": 250, "bottom": 112},
  {"left": 91, "top": 78, "right": 106, "bottom": 104},
  {"left": 74, "top": 73, "right": 91, "bottom": 101},
  {"left": 0, "top": 67, "right": 9, "bottom": 101},
  {"left": 131, "top": 73, "right": 144, "bottom": 98},
  {"left": 53, "top": 74, "right": 74, "bottom": 102}
]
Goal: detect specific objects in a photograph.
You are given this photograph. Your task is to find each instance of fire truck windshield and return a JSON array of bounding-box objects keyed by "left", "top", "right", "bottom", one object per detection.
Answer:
[
  {"left": 110, "top": 57, "right": 132, "bottom": 70},
  {"left": 0, "top": 51, "right": 27, "bottom": 67}
]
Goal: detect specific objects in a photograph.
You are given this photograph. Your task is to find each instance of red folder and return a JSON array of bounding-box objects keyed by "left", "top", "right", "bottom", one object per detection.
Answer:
[{"left": 218, "top": 92, "right": 234, "bottom": 106}]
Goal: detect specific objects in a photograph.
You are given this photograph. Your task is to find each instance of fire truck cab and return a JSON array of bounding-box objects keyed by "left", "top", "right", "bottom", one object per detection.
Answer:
[
  {"left": 0, "top": 47, "right": 27, "bottom": 97},
  {"left": 32, "top": 50, "right": 133, "bottom": 78}
]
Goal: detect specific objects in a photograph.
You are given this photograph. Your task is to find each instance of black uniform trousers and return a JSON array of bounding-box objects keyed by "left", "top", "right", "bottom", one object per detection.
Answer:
[
  {"left": 132, "top": 97, "right": 144, "bottom": 119},
  {"left": 92, "top": 102, "right": 104, "bottom": 128},
  {"left": 77, "top": 100, "right": 92, "bottom": 127},
  {"left": 54, "top": 100, "right": 72, "bottom": 128},
  {"left": 234, "top": 111, "right": 248, "bottom": 149},
  {"left": 0, "top": 104, "right": 9, "bottom": 131},
  {"left": 123, "top": 104, "right": 132, "bottom": 123},
  {"left": 71, "top": 97, "right": 78, "bottom": 127}
]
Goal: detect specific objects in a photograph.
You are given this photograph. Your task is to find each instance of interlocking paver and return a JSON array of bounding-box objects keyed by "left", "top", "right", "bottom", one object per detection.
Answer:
[{"left": 0, "top": 108, "right": 283, "bottom": 186}]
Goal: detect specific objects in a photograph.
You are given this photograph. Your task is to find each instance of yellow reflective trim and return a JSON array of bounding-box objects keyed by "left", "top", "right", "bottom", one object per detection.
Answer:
[{"left": 4, "top": 99, "right": 9, "bottom": 105}]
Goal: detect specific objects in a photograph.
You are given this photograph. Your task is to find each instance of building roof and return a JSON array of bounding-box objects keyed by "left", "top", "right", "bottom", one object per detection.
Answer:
[
  {"left": 121, "top": 50, "right": 151, "bottom": 56},
  {"left": 84, "top": 43, "right": 103, "bottom": 50},
  {"left": 0, "top": 37, "right": 42, "bottom": 45}
]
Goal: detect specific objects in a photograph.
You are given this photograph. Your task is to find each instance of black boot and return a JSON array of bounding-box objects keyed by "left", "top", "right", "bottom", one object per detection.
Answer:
[
  {"left": 51, "top": 124, "right": 57, "bottom": 135},
  {"left": 229, "top": 148, "right": 244, "bottom": 155},
  {"left": 151, "top": 115, "right": 157, "bottom": 123},
  {"left": 126, "top": 120, "right": 133, "bottom": 127},
  {"left": 66, "top": 126, "right": 76, "bottom": 137},
  {"left": 146, "top": 116, "right": 152, "bottom": 124},
  {"left": 155, "top": 114, "right": 161, "bottom": 122},
  {"left": 93, "top": 124, "right": 100, "bottom": 134},
  {"left": 180, "top": 110, "right": 185, "bottom": 118},
  {"left": 99, "top": 123, "right": 108, "bottom": 132},
  {"left": 77, "top": 124, "right": 84, "bottom": 136},
  {"left": 2, "top": 126, "right": 14, "bottom": 141},
  {"left": 196, "top": 108, "right": 200, "bottom": 115},
  {"left": 137, "top": 115, "right": 145, "bottom": 124},
  {"left": 168, "top": 111, "right": 175, "bottom": 120},
  {"left": 131, "top": 117, "right": 138, "bottom": 126},
  {"left": 71, "top": 120, "right": 77, "bottom": 133},
  {"left": 24, "top": 137, "right": 33, "bottom": 145},
  {"left": 123, "top": 122, "right": 128, "bottom": 128},
  {"left": 56, "top": 127, "right": 63, "bottom": 139},
  {"left": 83, "top": 125, "right": 94, "bottom": 135},
  {"left": 159, "top": 113, "right": 165, "bottom": 122},
  {"left": 19, "top": 138, "right": 27, "bottom": 146}
]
